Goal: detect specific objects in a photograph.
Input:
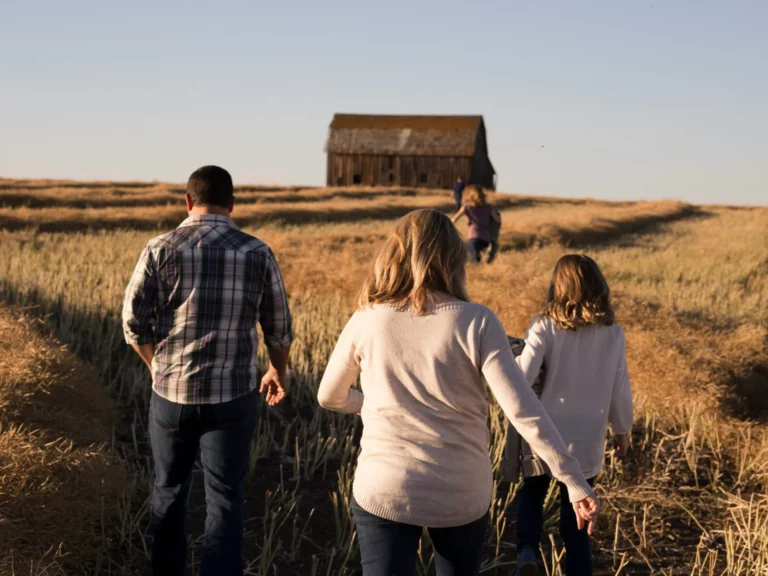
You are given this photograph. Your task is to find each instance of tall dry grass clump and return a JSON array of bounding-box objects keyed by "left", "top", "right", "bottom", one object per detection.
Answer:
[{"left": 0, "top": 305, "right": 135, "bottom": 575}]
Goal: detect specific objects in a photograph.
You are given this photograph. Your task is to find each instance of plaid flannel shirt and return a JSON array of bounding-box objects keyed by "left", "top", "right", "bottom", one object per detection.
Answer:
[{"left": 122, "top": 214, "right": 293, "bottom": 404}]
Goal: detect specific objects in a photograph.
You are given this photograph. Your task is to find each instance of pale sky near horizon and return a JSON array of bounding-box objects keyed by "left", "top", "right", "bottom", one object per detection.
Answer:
[{"left": 1, "top": 1, "right": 765, "bottom": 205}]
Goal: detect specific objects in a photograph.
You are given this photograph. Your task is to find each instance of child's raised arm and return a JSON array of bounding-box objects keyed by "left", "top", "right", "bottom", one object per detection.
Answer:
[
  {"left": 517, "top": 317, "right": 549, "bottom": 386},
  {"left": 609, "top": 328, "right": 633, "bottom": 436}
]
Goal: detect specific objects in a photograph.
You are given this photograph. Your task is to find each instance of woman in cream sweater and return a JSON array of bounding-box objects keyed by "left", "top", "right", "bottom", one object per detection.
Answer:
[{"left": 317, "top": 209, "right": 598, "bottom": 576}]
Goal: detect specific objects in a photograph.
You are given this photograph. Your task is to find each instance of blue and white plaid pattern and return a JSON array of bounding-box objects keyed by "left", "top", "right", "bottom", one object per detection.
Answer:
[{"left": 122, "top": 214, "right": 293, "bottom": 404}]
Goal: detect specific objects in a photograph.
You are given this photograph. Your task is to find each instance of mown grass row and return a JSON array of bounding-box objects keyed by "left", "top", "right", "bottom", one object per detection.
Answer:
[
  {"left": 0, "top": 305, "right": 130, "bottom": 575},
  {"left": 0, "top": 183, "right": 441, "bottom": 209}
]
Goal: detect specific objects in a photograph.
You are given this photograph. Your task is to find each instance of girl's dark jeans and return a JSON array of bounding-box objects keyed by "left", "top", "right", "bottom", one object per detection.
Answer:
[
  {"left": 516, "top": 474, "right": 596, "bottom": 575},
  {"left": 468, "top": 238, "right": 491, "bottom": 263},
  {"left": 352, "top": 500, "right": 489, "bottom": 576}
]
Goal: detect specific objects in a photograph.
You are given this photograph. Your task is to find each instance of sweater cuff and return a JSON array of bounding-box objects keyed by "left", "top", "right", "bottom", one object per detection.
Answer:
[{"left": 561, "top": 475, "right": 596, "bottom": 503}]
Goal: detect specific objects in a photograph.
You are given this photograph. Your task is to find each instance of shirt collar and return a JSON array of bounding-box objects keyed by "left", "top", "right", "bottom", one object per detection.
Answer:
[{"left": 177, "top": 214, "right": 238, "bottom": 230}]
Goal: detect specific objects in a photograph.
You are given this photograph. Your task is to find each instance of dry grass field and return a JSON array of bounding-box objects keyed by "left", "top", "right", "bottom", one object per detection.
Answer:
[
  {"left": 0, "top": 179, "right": 766, "bottom": 575},
  {"left": 0, "top": 305, "right": 131, "bottom": 574}
]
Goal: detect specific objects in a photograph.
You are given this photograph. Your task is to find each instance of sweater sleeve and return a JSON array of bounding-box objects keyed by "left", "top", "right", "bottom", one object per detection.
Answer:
[
  {"left": 609, "top": 329, "right": 633, "bottom": 435},
  {"left": 516, "top": 317, "right": 548, "bottom": 386},
  {"left": 480, "top": 312, "right": 594, "bottom": 502},
  {"left": 317, "top": 313, "right": 364, "bottom": 414}
]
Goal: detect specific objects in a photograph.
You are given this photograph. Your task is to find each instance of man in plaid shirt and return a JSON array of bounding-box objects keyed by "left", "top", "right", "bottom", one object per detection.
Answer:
[{"left": 122, "top": 165, "right": 293, "bottom": 576}]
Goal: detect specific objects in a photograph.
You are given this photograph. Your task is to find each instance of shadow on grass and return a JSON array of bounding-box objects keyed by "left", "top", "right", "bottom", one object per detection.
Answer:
[
  {"left": 725, "top": 365, "right": 768, "bottom": 423},
  {"left": 0, "top": 180, "right": 161, "bottom": 191},
  {"left": 0, "top": 195, "right": 536, "bottom": 233},
  {"left": 499, "top": 205, "right": 711, "bottom": 251},
  {"left": 0, "top": 186, "right": 326, "bottom": 209},
  {"left": 0, "top": 186, "right": 502, "bottom": 211}
]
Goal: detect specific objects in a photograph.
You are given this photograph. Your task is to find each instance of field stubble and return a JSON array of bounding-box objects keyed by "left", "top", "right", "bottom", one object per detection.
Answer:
[{"left": 0, "top": 182, "right": 766, "bottom": 575}]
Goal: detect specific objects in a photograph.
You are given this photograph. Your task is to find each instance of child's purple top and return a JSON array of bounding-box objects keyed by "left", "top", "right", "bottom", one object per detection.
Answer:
[{"left": 465, "top": 204, "right": 493, "bottom": 242}]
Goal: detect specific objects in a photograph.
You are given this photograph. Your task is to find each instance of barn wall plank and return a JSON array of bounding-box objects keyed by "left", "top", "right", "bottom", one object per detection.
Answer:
[{"left": 327, "top": 152, "right": 481, "bottom": 188}]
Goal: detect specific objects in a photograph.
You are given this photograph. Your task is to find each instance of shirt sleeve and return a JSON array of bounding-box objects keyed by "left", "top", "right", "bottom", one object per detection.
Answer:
[
  {"left": 317, "top": 314, "right": 364, "bottom": 414},
  {"left": 258, "top": 249, "right": 294, "bottom": 349},
  {"left": 609, "top": 329, "right": 634, "bottom": 435},
  {"left": 517, "top": 317, "right": 548, "bottom": 386},
  {"left": 122, "top": 245, "right": 158, "bottom": 345},
  {"left": 479, "top": 311, "right": 594, "bottom": 502}
]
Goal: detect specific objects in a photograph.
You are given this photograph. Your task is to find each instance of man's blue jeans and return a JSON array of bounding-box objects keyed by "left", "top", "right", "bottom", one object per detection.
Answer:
[{"left": 149, "top": 390, "right": 258, "bottom": 576}]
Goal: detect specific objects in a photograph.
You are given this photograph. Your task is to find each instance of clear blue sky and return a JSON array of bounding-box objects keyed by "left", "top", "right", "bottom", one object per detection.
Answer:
[{"left": 1, "top": 0, "right": 765, "bottom": 204}]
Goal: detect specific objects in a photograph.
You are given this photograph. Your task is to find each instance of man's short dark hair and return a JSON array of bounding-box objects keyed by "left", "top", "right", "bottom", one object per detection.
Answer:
[{"left": 187, "top": 166, "right": 234, "bottom": 208}]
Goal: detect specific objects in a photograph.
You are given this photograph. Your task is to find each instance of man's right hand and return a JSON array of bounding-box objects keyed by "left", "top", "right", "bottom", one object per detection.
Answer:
[{"left": 260, "top": 366, "right": 287, "bottom": 406}]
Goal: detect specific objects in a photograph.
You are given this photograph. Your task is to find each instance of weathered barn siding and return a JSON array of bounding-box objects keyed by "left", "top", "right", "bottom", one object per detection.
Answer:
[
  {"left": 327, "top": 153, "right": 473, "bottom": 188},
  {"left": 326, "top": 114, "right": 496, "bottom": 189}
]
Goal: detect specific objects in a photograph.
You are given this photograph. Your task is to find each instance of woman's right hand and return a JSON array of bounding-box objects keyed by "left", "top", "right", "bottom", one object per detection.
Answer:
[{"left": 572, "top": 495, "right": 600, "bottom": 535}]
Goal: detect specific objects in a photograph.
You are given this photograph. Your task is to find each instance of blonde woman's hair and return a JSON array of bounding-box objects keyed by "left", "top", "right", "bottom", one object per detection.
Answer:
[
  {"left": 542, "top": 254, "right": 615, "bottom": 330},
  {"left": 463, "top": 186, "right": 487, "bottom": 207},
  {"left": 357, "top": 209, "right": 470, "bottom": 314}
]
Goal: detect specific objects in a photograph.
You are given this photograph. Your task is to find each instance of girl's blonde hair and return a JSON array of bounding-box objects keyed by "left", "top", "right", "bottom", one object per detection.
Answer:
[
  {"left": 357, "top": 209, "right": 470, "bottom": 314},
  {"left": 542, "top": 254, "right": 615, "bottom": 330},
  {"left": 463, "top": 186, "right": 487, "bottom": 207}
]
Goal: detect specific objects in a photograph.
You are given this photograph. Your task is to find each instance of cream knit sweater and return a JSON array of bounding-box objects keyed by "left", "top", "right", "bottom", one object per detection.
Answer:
[
  {"left": 517, "top": 316, "right": 634, "bottom": 479},
  {"left": 317, "top": 301, "right": 594, "bottom": 528}
]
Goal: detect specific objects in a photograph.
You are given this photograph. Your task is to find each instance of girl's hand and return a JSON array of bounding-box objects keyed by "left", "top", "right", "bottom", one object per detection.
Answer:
[
  {"left": 450, "top": 205, "right": 465, "bottom": 223},
  {"left": 573, "top": 496, "right": 599, "bottom": 535},
  {"left": 613, "top": 434, "right": 630, "bottom": 457}
]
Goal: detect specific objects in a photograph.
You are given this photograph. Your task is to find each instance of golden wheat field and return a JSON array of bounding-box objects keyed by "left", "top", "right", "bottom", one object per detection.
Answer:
[{"left": 0, "top": 178, "right": 766, "bottom": 575}]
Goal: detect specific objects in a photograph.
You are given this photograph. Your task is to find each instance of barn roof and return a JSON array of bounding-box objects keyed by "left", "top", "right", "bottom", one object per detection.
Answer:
[{"left": 327, "top": 114, "right": 483, "bottom": 157}]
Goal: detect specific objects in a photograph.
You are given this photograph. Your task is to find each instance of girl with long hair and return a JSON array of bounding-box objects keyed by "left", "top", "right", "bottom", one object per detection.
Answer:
[
  {"left": 515, "top": 254, "right": 634, "bottom": 576},
  {"left": 317, "top": 210, "right": 598, "bottom": 576},
  {"left": 451, "top": 185, "right": 502, "bottom": 263}
]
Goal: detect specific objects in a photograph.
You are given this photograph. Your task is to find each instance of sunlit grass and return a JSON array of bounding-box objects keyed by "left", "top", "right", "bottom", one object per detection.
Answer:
[{"left": 0, "top": 181, "right": 766, "bottom": 574}]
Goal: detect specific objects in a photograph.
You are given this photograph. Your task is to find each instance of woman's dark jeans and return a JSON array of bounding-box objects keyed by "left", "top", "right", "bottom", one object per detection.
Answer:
[
  {"left": 516, "top": 475, "right": 596, "bottom": 575},
  {"left": 149, "top": 390, "right": 258, "bottom": 576},
  {"left": 468, "top": 238, "right": 491, "bottom": 263},
  {"left": 352, "top": 500, "right": 489, "bottom": 576}
]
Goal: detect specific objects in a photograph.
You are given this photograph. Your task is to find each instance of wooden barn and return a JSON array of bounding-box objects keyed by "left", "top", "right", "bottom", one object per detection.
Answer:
[{"left": 325, "top": 114, "right": 496, "bottom": 189}]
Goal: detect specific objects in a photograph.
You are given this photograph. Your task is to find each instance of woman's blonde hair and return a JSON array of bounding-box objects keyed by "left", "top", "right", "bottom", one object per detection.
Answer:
[
  {"left": 357, "top": 209, "right": 470, "bottom": 314},
  {"left": 542, "top": 254, "right": 615, "bottom": 330},
  {"left": 463, "top": 186, "right": 487, "bottom": 207}
]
